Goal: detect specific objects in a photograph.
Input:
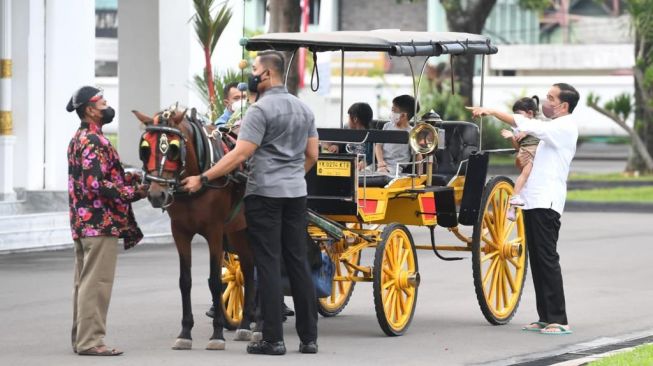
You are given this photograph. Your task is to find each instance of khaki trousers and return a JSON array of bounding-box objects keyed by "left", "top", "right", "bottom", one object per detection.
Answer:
[{"left": 71, "top": 236, "right": 118, "bottom": 352}]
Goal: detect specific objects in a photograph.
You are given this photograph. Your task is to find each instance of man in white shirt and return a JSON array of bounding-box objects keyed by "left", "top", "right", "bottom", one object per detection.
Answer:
[{"left": 467, "top": 83, "right": 580, "bottom": 335}]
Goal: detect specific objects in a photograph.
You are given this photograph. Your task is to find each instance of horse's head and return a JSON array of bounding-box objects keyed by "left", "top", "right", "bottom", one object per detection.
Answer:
[{"left": 133, "top": 107, "right": 191, "bottom": 209}]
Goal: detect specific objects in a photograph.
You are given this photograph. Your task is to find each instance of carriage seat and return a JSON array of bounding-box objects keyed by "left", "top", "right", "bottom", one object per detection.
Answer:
[
  {"left": 433, "top": 121, "right": 479, "bottom": 184},
  {"left": 358, "top": 174, "right": 393, "bottom": 188}
]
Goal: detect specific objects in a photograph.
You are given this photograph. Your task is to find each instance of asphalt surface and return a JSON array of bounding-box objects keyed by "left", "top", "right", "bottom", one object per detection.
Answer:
[{"left": 1, "top": 211, "right": 652, "bottom": 366}]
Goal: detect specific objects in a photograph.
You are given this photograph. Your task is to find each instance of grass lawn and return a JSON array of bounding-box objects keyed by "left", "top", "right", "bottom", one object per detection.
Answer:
[
  {"left": 590, "top": 343, "right": 653, "bottom": 365},
  {"left": 569, "top": 172, "right": 653, "bottom": 182},
  {"left": 567, "top": 186, "right": 653, "bottom": 203}
]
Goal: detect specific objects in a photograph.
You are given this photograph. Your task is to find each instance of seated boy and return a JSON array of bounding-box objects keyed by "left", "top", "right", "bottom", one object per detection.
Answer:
[{"left": 375, "top": 95, "right": 419, "bottom": 176}]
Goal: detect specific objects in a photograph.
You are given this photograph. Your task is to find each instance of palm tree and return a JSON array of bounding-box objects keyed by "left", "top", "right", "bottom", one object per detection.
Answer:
[{"left": 192, "top": 0, "right": 233, "bottom": 120}]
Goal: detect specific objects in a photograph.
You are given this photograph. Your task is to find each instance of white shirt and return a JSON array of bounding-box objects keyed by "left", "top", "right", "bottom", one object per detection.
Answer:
[{"left": 513, "top": 113, "right": 578, "bottom": 215}]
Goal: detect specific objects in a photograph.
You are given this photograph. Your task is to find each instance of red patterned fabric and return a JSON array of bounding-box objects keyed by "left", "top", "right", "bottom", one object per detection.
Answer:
[{"left": 67, "top": 122, "right": 143, "bottom": 249}]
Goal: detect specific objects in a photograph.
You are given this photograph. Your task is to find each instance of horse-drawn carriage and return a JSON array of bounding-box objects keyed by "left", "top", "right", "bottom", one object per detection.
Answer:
[{"left": 218, "top": 30, "right": 528, "bottom": 337}]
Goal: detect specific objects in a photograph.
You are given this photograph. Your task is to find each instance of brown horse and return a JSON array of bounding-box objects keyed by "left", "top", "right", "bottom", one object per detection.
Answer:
[{"left": 133, "top": 107, "right": 255, "bottom": 350}]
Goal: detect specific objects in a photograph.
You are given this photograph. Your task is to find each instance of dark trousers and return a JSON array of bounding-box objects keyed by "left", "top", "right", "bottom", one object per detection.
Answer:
[
  {"left": 244, "top": 195, "right": 318, "bottom": 344},
  {"left": 523, "top": 208, "right": 568, "bottom": 325}
]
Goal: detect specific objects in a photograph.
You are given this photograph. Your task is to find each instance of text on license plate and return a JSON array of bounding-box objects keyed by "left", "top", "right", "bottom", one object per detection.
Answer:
[{"left": 317, "top": 160, "right": 351, "bottom": 177}]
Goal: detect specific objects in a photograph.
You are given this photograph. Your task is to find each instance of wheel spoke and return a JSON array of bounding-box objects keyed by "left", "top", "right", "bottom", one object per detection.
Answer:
[
  {"left": 481, "top": 251, "right": 499, "bottom": 263},
  {"left": 500, "top": 262, "right": 509, "bottom": 309},
  {"left": 486, "top": 258, "right": 499, "bottom": 302},
  {"left": 399, "top": 246, "right": 410, "bottom": 269},
  {"left": 494, "top": 261, "right": 502, "bottom": 310},
  {"left": 481, "top": 234, "right": 500, "bottom": 250},
  {"left": 483, "top": 215, "right": 500, "bottom": 244},
  {"left": 503, "top": 260, "right": 517, "bottom": 293},
  {"left": 384, "top": 286, "right": 396, "bottom": 311},
  {"left": 507, "top": 256, "right": 523, "bottom": 270},
  {"left": 482, "top": 256, "right": 499, "bottom": 288},
  {"left": 503, "top": 215, "right": 517, "bottom": 240},
  {"left": 383, "top": 267, "right": 394, "bottom": 278}
]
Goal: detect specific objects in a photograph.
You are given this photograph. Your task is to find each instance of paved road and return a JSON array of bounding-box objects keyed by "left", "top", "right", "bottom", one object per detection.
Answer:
[{"left": 1, "top": 211, "right": 652, "bottom": 366}]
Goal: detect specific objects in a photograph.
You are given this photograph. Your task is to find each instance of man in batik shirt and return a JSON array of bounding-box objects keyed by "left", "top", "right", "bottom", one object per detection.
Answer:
[{"left": 66, "top": 86, "right": 148, "bottom": 356}]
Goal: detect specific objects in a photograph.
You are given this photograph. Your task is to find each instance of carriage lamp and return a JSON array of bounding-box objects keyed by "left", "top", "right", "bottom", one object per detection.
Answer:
[{"left": 410, "top": 113, "right": 441, "bottom": 186}]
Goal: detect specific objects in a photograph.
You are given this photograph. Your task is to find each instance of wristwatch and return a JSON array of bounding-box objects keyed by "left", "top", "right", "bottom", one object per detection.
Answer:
[{"left": 200, "top": 174, "right": 208, "bottom": 185}]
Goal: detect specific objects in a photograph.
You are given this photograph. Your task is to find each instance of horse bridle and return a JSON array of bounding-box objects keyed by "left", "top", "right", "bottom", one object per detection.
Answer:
[{"left": 139, "top": 110, "right": 188, "bottom": 202}]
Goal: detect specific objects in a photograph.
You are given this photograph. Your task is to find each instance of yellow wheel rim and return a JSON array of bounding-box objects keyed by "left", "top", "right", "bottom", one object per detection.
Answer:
[
  {"left": 221, "top": 253, "right": 244, "bottom": 325},
  {"left": 478, "top": 181, "right": 526, "bottom": 319},
  {"left": 380, "top": 228, "right": 417, "bottom": 331},
  {"left": 318, "top": 248, "right": 360, "bottom": 312}
]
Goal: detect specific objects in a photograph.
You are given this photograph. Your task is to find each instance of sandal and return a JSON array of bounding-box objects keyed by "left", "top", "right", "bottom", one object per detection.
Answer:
[
  {"left": 540, "top": 323, "right": 573, "bottom": 335},
  {"left": 522, "top": 321, "right": 548, "bottom": 332},
  {"left": 78, "top": 346, "right": 124, "bottom": 356}
]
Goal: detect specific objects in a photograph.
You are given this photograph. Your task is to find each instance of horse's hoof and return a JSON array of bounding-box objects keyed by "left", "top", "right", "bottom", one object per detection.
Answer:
[
  {"left": 234, "top": 329, "right": 252, "bottom": 341},
  {"left": 206, "top": 339, "right": 226, "bottom": 350},
  {"left": 172, "top": 338, "right": 192, "bottom": 350},
  {"left": 251, "top": 331, "right": 262, "bottom": 342}
]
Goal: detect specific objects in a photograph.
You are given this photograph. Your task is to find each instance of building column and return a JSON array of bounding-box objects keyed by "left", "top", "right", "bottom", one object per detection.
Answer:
[
  {"left": 0, "top": 0, "right": 16, "bottom": 200},
  {"left": 12, "top": 0, "right": 45, "bottom": 191},
  {"left": 43, "top": 0, "right": 95, "bottom": 190},
  {"left": 118, "top": 0, "right": 161, "bottom": 167}
]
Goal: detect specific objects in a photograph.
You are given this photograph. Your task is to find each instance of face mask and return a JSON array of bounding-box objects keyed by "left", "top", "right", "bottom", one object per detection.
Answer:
[
  {"left": 100, "top": 106, "right": 115, "bottom": 125},
  {"left": 230, "top": 99, "right": 247, "bottom": 113},
  {"left": 541, "top": 100, "right": 559, "bottom": 119},
  {"left": 248, "top": 70, "right": 267, "bottom": 93},
  {"left": 389, "top": 111, "right": 401, "bottom": 125}
]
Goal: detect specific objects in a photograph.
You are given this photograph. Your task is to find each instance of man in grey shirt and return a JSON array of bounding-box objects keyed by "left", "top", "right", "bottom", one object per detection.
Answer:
[{"left": 182, "top": 51, "right": 320, "bottom": 355}]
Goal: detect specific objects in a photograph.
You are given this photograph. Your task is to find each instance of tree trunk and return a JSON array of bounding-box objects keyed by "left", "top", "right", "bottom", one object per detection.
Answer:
[
  {"left": 589, "top": 102, "right": 653, "bottom": 172},
  {"left": 633, "top": 28, "right": 653, "bottom": 172},
  {"left": 443, "top": 0, "right": 497, "bottom": 105},
  {"left": 268, "top": 0, "right": 301, "bottom": 96}
]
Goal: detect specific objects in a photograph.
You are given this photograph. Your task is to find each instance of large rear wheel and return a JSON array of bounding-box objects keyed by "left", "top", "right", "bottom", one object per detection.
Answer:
[
  {"left": 472, "top": 176, "right": 528, "bottom": 325},
  {"left": 372, "top": 223, "right": 419, "bottom": 336}
]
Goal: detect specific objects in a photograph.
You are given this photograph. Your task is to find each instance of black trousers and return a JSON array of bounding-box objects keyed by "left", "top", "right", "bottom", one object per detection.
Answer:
[
  {"left": 523, "top": 208, "right": 568, "bottom": 325},
  {"left": 244, "top": 195, "right": 318, "bottom": 343}
]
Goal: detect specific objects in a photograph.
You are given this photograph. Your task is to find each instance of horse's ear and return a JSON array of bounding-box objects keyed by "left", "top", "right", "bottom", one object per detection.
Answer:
[
  {"left": 171, "top": 108, "right": 188, "bottom": 125},
  {"left": 132, "top": 110, "right": 153, "bottom": 124}
]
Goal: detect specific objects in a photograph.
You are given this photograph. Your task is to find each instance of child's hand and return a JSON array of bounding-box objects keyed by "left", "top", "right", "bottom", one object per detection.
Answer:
[
  {"left": 500, "top": 129, "right": 514, "bottom": 140},
  {"left": 515, "top": 131, "right": 528, "bottom": 141}
]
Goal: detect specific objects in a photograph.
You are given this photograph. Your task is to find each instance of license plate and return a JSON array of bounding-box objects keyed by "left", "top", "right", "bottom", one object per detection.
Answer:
[{"left": 317, "top": 160, "right": 351, "bottom": 177}]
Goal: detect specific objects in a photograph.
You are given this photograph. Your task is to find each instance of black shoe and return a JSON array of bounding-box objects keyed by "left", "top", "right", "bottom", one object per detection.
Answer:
[
  {"left": 299, "top": 341, "right": 318, "bottom": 354},
  {"left": 206, "top": 304, "right": 215, "bottom": 318},
  {"left": 282, "top": 303, "right": 295, "bottom": 317},
  {"left": 246, "top": 340, "right": 286, "bottom": 355}
]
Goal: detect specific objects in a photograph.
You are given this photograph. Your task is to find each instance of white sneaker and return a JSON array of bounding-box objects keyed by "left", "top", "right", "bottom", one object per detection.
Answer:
[
  {"left": 507, "top": 206, "right": 517, "bottom": 222},
  {"left": 509, "top": 195, "right": 525, "bottom": 207}
]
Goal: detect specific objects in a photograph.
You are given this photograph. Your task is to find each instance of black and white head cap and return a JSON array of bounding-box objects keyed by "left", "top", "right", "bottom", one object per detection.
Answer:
[{"left": 66, "top": 86, "right": 103, "bottom": 112}]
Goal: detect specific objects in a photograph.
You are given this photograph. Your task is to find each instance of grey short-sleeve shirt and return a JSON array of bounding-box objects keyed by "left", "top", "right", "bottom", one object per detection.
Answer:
[{"left": 238, "top": 86, "right": 318, "bottom": 198}]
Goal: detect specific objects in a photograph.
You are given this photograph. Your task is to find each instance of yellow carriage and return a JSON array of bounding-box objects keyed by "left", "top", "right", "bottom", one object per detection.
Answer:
[{"left": 221, "top": 30, "right": 527, "bottom": 336}]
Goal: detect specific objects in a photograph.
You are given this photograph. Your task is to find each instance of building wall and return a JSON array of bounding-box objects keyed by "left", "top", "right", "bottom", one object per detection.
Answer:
[{"left": 339, "top": 0, "right": 427, "bottom": 31}]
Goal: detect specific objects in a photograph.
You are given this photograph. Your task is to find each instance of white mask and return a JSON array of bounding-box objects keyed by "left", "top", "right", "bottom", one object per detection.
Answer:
[
  {"left": 389, "top": 111, "right": 401, "bottom": 124},
  {"left": 230, "top": 99, "right": 247, "bottom": 113}
]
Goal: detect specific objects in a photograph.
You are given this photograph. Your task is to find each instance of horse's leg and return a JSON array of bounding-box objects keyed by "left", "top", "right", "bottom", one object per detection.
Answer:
[
  {"left": 206, "top": 231, "right": 226, "bottom": 350},
  {"left": 228, "top": 229, "right": 256, "bottom": 341},
  {"left": 172, "top": 229, "right": 194, "bottom": 350}
]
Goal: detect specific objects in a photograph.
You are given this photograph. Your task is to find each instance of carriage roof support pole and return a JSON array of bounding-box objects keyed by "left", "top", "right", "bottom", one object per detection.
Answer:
[
  {"left": 479, "top": 54, "right": 486, "bottom": 151},
  {"left": 340, "top": 49, "right": 345, "bottom": 128},
  {"left": 284, "top": 48, "right": 298, "bottom": 88}
]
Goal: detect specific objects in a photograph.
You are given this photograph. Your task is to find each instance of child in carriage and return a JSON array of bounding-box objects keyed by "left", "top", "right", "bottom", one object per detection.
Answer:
[{"left": 501, "top": 96, "right": 540, "bottom": 221}]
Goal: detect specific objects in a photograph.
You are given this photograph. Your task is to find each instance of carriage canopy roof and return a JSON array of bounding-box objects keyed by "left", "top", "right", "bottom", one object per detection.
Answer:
[{"left": 245, "top": 30, "right": 498, "bottom": 57}]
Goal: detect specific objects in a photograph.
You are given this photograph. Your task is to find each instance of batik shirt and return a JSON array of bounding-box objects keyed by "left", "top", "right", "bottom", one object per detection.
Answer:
[{"left": 67, "top": 122, "right": 143, "bottom": 249}]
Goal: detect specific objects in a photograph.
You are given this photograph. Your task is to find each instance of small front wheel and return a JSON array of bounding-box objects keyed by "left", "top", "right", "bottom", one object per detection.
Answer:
[{"left": 372, "top": 223, "right": 419, "bottom": 336}]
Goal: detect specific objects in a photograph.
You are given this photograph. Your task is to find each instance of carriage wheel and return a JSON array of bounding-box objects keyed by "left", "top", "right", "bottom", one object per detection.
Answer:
[
  {"left": 372, "top": 223, "right": 419, "bottom": 336},
  {"left": 472, "top": 176, "right": 528, "bottom": 325},
  {"left": 221, "top": 252, "right": 244, "bottom": 330},
  {"left": 318, "top": 246, "right": 361, "bottom": 317}
]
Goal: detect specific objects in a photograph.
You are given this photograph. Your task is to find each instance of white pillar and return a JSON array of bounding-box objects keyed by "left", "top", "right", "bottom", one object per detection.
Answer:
[
  {"left": 0, "top": 0, "right": 16, "bottom": 200},
  {"left": 11, "top": 0, "right": 45, "bottom": 190},
  {"left": 118, "top": 0, "right": 161, "bottom": 167},
  {"left": 43, "top": 0, "right": 95, "bottom": 190}
]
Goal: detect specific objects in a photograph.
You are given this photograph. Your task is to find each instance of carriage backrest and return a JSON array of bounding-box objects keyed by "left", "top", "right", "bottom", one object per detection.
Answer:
[{"left": 433, "top": 121, "right": 479, "bottom": 184}]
